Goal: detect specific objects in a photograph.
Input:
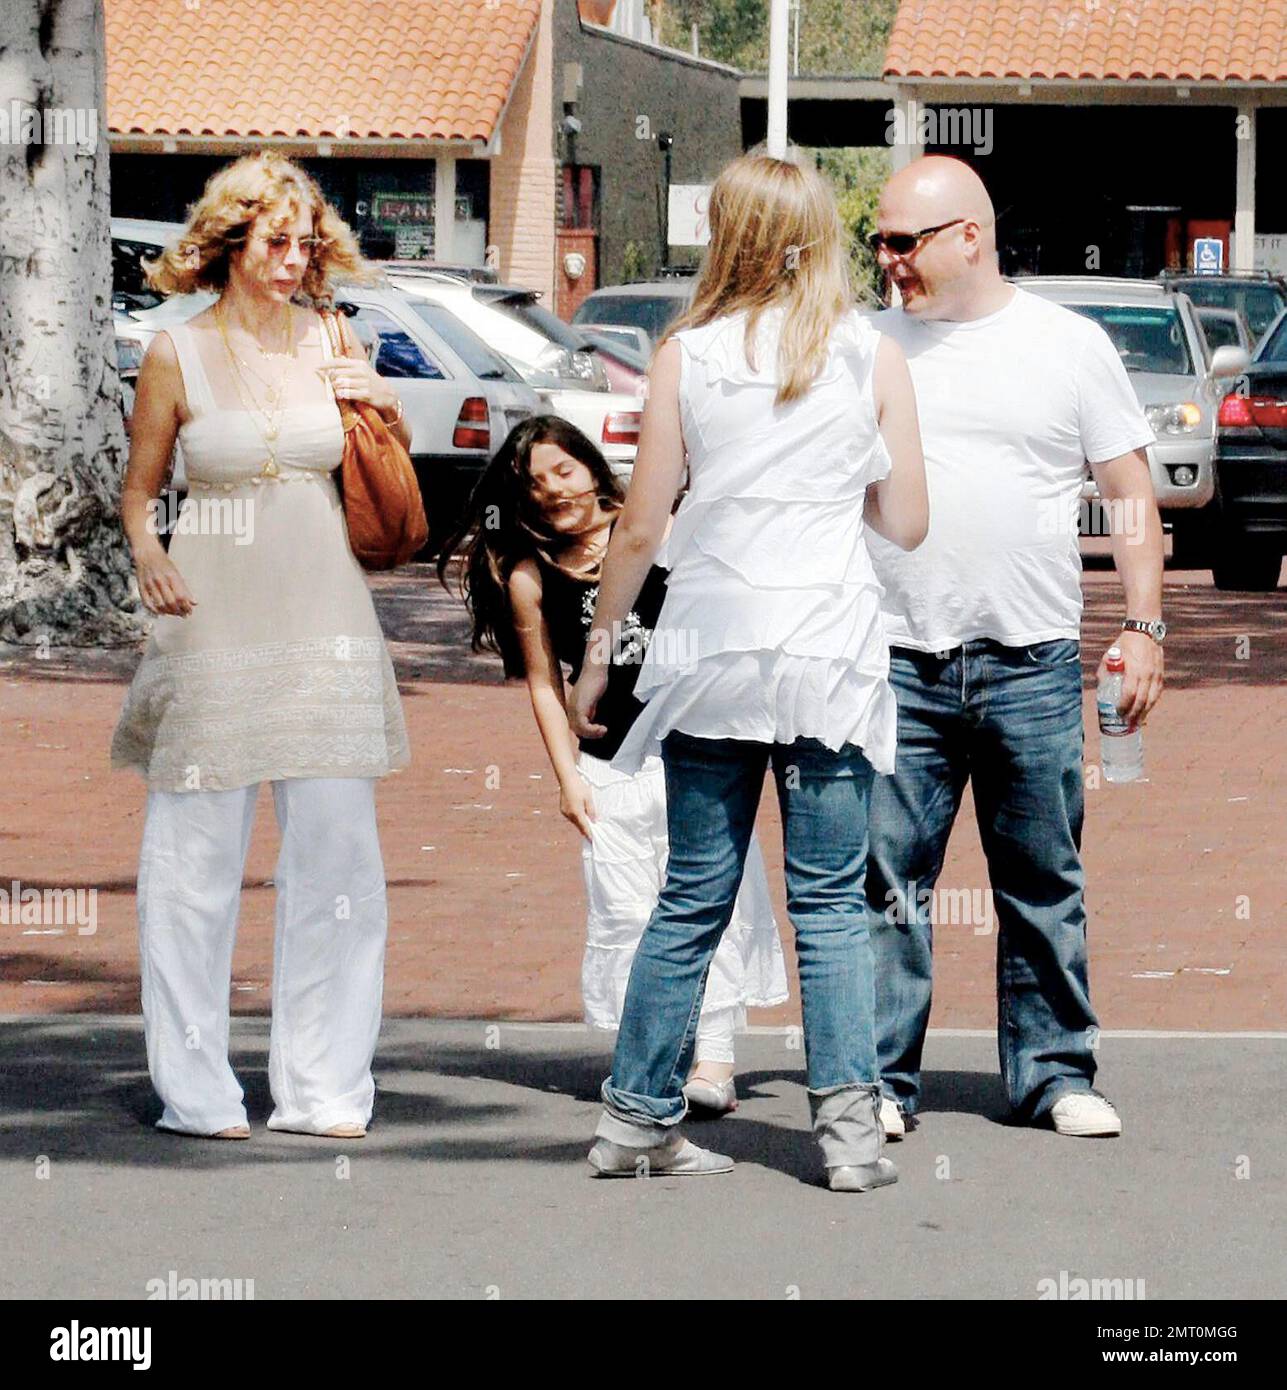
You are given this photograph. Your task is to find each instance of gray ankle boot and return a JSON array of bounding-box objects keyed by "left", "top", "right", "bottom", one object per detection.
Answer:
[{"left": 809, "top": 1084, "right": 899, "bottom": 1193}]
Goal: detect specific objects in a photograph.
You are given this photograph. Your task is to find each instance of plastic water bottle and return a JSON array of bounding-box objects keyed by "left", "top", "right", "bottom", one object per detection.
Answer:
[{"left": 1097, "top": 646, "right": 1143, "bottom": 783}]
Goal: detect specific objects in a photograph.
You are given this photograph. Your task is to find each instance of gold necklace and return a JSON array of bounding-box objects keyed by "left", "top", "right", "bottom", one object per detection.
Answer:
[
  {"left": 214, "top": 300, "right": 291, "bottom": 476},
  {"left": 216, "top": 301, "right": 293, "bottom": 397}
]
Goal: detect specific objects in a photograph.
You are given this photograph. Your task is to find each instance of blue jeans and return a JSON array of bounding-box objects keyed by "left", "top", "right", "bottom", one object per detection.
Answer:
[
  {"left": 601, "top": 731, "right": 878, "bottom": 1141},
  {"left": 867, "top": 639, "right": 1098, "bottom": 1121}
]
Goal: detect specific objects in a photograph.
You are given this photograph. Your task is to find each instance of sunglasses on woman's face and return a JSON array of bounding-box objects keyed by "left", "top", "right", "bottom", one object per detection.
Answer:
[
  {"left": 253, "top": 232, "right": 325, "bottom": 256},
  {"left": 867, "top": 218, "right": 966, "bottom": 258}
]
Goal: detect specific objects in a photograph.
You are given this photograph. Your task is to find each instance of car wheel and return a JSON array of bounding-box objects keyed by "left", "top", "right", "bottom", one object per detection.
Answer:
[{"left": 1211, "top": 535, "right": 1285, "bottom": 591}]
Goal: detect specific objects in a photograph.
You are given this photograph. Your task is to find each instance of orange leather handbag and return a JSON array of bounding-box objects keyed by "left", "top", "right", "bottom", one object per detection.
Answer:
[{"left": 320, "top": 308, "right": 428, "bottom": 570}]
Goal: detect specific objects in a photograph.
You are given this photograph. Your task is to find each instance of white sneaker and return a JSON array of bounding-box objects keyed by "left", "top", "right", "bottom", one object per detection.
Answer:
[
  {"left": 879, "top": 1096, "right": 906, "bottom": 1141},
  {"left": 1050, "top": 1090, "right": 1122, "bottom": 1137}
]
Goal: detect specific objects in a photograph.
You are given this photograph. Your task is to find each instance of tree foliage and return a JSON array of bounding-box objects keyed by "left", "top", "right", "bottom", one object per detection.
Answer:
[{"left": 654, "top": 0, "right": 896, "bottom": 76}]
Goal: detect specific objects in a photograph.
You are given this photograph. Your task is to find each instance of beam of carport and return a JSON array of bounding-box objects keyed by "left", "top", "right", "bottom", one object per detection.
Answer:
[{"left": 739, "top": 75, "right": 897, "bottom": 149}]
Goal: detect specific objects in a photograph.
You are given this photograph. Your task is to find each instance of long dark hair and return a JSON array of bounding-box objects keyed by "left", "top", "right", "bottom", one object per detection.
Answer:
[{"left": 437, "top": 414, "right": 626, "bottom": 677}]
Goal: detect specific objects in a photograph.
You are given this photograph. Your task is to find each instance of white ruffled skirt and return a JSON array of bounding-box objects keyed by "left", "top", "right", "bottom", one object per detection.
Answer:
[
  {"left": 611, "top": 561, "right": 898, "bottom": 778},
  {"left": 577, "top": 750, "right": 789, "bottom": 1030}
]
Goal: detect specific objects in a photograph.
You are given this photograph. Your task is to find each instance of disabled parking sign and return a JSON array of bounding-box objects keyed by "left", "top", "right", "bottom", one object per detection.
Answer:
[{"left": 1193, "top": 237, "right": 1224, "bottom": 275}]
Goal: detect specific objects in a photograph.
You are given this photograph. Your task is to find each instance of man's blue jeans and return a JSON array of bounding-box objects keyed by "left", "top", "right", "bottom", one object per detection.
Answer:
[
  {"left": 867, "top": 639, "right": 1098, "bottom": 1121},
  {"left": 601, "top": 731, "right": 879, "bottom": 1141}
]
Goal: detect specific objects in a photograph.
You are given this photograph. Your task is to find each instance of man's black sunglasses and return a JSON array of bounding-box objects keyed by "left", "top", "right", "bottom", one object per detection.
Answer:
[{"left": 867, "top": 219, "right": 966, "bottom": 258}]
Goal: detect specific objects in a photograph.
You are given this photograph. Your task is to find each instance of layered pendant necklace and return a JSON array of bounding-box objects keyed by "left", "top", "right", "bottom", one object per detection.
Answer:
[{"left": 214, "top": 298, "right": 295, "bottom": 477}]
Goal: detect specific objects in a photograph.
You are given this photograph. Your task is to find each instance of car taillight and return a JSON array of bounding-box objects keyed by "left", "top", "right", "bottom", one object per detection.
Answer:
[
  {"left": 1219, "top": 393, "right": 1287, "bottom": 428},
  {"left": 602, "top": 410, "right": 641, "bottom": 445},
  {"left": 1250, "top": 398, "right": 1287, "bottom": 427},
  {"left": 1218, "top": 393, "right": 1255, "bottom": 427},
  {"left": 453, "top": 397, "right": 490, "bottom": 450}
]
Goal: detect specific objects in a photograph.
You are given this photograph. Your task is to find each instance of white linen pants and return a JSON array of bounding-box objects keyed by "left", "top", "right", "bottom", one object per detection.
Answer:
[{"left": 137, "top": 777, "right": 387, "bottom": 1135}]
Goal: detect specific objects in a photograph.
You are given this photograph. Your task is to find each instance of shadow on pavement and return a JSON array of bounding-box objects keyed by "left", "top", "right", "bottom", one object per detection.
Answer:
[{"left": 0, "top": 1017, "right": 1002, "bottom": 1188}]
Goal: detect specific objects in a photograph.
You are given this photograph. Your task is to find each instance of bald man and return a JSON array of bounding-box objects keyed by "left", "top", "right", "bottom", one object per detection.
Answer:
[{"left": 865, "top": 157, "right": 1164, "bottom": 1139}]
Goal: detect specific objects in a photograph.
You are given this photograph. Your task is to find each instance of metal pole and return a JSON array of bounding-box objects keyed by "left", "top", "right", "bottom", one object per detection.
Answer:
[{"left": 767, "top": 0, "right": 789, "bottom": 159}]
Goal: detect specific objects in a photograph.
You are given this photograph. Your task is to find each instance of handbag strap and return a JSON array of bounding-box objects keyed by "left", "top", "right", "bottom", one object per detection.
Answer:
[{"left": 319, "top": 306, "right": 345, "bottom": 359}]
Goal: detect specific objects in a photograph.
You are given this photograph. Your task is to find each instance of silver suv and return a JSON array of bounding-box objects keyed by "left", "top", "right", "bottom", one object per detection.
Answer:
[{"left": 1018, "top": 277, "right": 1249, "bottom": 558}]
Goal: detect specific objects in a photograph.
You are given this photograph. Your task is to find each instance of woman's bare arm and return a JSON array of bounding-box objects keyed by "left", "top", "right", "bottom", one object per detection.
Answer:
[
  {"left": 509, "top": 560, "right": 595, "bottom": 838},
  {"left": 119, "top": 332, "right": 196, "bottom": 615},
  {"left": 865, "top": 334, "right": 929, "bottom": 551}
]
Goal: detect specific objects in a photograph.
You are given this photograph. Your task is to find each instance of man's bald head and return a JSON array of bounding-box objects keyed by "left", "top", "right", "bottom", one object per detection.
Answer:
[
  {"left": 876, "top": 157, "right": 1005, "bottom": 318},
  {"left": 880, "top": 157, "right": 997, "bottom": 251}
]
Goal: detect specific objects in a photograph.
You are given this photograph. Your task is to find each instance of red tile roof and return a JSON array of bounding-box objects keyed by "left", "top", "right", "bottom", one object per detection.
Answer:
[
  {"left": 885, "top": 0, "right": 1287, "bottom": 82},
  {"left": 105, "top": 0, "right": 541, "bottom": 142}
]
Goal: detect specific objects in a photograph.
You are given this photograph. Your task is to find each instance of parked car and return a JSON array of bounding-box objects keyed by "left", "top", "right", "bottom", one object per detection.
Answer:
[
  {"left": 1161, "top": 270, "right": 1287, "bottom": 344},
  {"left": 571, "top": 280, "right": 693, "bottom": 356},
  {"left": 1211, "top": 307, "right": 1287, "bottom": 590},
  {"left": 581, "top": 323, "right": 651, "bottom": 356},
  {"left": 374, "top": 260, "right": 498, "bottom": 285},
  {"left": 114, "top": 313, "right": 145, "bottom": 437},
  {"left": 384, "top": 269, "right": 642, "bottom": 472},
  {"left": 111, "top": 216, "right": 180, "bottom": 314},
  {"left": 1017, "top": 277, "right": 1249, "bottom": 562},
  {"left": 574, "top": 329, "right": 649, "bottom": 393},
  {"left": 1196, "top": 306, "right": 1252, "bottom": 356},
  {"left": 334, "top": 286, "right": 542, "bottom": 549}
]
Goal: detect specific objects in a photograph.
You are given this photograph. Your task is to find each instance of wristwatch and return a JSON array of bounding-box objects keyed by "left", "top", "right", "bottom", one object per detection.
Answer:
[{"left": 1122, "top": 618, "right": 1166, "bottom": 644}]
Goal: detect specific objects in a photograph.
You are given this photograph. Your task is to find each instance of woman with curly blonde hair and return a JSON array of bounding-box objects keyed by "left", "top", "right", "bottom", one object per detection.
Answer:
[{"left": 112, "top": 151, "right": 410, "bottom": 1141}]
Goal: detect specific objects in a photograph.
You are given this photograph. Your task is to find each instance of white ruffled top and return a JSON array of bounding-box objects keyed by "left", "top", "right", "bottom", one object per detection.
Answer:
[{"left": 610, "top": 304, "right": 897, "bottom": 776}]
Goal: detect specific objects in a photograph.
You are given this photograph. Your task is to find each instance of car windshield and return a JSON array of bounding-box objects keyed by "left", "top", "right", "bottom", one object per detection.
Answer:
[
  {"left": 342, "top": 303, "right": 446, "bottom": 379},
  {"left": 475, "top": 289, "right": 586, "bottom": 350},
  {"left": 1257, "top": 313, "right": 1287, "bottom": 362},
  {"left": 407, "top": 300, "right": 521, "bottom": 382},
  {"left": 574, "top": 294, "right": 686, "bottom": 343},
  {"left": 1070, "top": 304, "right": 1193, "bottom": 375},
  {"left": 1173, "top": 280, "right": 1286, "bottom": 339},
  {"left": 113, "top": 238, "right": 166, "bottom": 311},
  {"left": 1199, "top": 312, "right": 1242, "bottom": 351}
]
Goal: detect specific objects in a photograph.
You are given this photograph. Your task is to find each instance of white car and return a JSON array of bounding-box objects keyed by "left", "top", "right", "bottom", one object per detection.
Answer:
[{"left": 383, "top": 269, "right": 642, "bottom": 473}]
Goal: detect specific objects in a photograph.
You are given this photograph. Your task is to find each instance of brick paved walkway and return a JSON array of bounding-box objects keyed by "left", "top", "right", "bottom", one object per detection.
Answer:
[{"left": 2, "top": 548, "right": 1284, "bottom": 1029}]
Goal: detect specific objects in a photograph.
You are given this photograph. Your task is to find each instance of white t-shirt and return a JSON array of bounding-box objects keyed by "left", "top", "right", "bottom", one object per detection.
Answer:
[{"left": 869, "top": 288, "right": 1155, "bottom": 650}]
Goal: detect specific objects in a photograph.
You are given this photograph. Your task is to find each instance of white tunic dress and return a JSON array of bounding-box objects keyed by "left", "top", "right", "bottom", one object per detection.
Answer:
[
  {"left": 111, "top": 315, "right": 410, "bottom": 792},
  {"left": 611, "top": 305, "right": 898, "bottom": 776}
]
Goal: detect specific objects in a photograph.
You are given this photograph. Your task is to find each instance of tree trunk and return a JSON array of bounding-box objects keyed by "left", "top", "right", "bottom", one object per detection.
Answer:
[{"left": 0, "top": 0, "right": 142, "bottom": 646}]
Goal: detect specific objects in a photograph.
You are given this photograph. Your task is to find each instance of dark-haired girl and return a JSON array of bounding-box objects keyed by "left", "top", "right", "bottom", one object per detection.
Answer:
[{"left": 440, "top": 415, "right": 786, "bottom": 1108}]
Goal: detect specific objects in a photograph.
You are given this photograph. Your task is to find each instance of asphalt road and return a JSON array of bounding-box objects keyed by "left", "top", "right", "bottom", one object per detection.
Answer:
[{"left": 6, "top": 1017, "right": 1283, "bottom": 1300}]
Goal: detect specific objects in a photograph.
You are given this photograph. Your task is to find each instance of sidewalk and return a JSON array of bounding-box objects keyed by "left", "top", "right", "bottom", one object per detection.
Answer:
[{"left": 5, "top": 1016, "right": 1283, "bottom": 1300}]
